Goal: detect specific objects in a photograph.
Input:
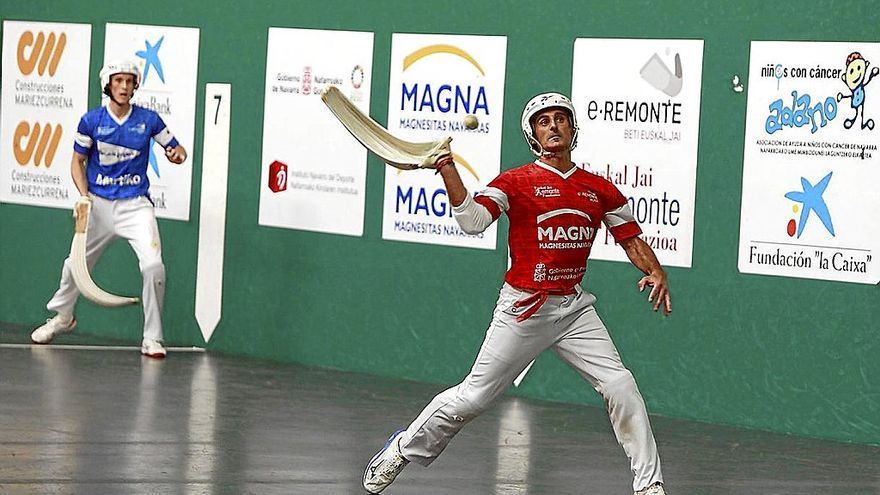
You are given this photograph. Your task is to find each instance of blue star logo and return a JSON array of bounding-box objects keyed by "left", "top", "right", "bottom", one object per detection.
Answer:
[
  {"left": 135, "top": 36, "right": 165, "bottom": 84},
  {"left": 784, "top": 172, "right": 835, "bottom": 238}
]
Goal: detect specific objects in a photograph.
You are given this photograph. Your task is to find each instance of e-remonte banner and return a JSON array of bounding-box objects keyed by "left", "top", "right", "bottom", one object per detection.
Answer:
[
  {"left": 382, "top": 33, "right": 507, "bottom": 250},
  {"left": 0, "top": 20, "right": 91, "bottom": 208},
  {"left": 738, "top": 41, "right": 879, "bottom": 284},
  {"left": 104, "top": 23, "right": 200, "bottom": 221},
  {"left": 258, "top": 27, "right": 374, "bottom": 237},
  {"left": 571, "top": 38, "right": 704, "bottom": 268}
]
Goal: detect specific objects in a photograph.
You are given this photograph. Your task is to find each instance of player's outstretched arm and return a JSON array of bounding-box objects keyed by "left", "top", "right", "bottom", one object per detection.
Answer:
[
  {"left": 619, "top": 236, "right": 671, "bottom": 315},
  {"left": 437, "top": 157, "right": 468, "bottom": 207},
  {"left": 436, "top": 156, "right": 498, "bottom": 235}
]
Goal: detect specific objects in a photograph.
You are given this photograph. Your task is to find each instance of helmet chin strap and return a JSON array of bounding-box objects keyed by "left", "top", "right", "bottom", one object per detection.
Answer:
[
  {"left": 531, "top": 138, "right": 548, "bottom": 157},
  {"left": 537, "top": 143, "right": 561, "bottom": 159}
]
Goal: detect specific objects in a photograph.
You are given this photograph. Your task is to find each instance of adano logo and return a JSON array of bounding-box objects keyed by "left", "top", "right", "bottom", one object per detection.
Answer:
[
  {"left": 13, "top": 121, "right": 63, "bottom": 167},
  {"left": 17, "top": 31, "right": 66, "bottom": 76}
]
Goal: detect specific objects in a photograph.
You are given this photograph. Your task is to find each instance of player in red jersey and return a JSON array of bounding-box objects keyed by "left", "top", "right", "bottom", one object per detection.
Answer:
[{"left": 363, "top": 93, "right": 671, "bottom": 495}]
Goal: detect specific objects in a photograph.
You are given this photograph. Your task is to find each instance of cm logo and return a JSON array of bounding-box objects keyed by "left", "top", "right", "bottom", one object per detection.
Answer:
[
  {"left": 13, "top": 121, "right": 63, "bottom": 167},
  {"left": 18, "top": 31, "right": 67, "bottom": 76}
]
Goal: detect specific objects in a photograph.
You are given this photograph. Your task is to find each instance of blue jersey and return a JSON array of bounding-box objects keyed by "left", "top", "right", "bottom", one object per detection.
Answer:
[{"left": 73, "top": 105, "right": 179, "bottom": 200}]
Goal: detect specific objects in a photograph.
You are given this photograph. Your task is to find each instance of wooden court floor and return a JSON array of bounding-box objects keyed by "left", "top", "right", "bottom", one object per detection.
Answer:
[{"left": 1, "top": 322, "right": 878, "bottom": 495}]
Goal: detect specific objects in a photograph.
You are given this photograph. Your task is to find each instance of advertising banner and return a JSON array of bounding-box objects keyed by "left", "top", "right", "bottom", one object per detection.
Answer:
[
  {"left": 382, "top": 33, "right": 507, "bottom": 250},
  {"left": 1, "top": 20, "right": 91, "bottom": 208},
  {"left": 571, "top": 38, "right": 704, "bottom": 268},
  {"left": 739, "top": 41, "right": 879, "bottom": 284}
]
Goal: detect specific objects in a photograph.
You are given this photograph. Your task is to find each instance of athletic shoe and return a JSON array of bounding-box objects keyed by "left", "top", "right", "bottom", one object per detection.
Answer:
[
  {"left": 31, "top": 314, "right": 76, "bottom": 344},
  {"left": 141, "top": 339, "right": 167, "bottom": 359},
  {"left": 636, "top": 482, "right": 667, "bottom": 495},
  {"left": 363, "top": 429, "right": 409, "bottom": 494}
]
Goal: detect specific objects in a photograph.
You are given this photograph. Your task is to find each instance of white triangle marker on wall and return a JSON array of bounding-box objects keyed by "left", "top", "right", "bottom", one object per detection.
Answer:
[{"left": 195, "top": 83, "right": 231, "bottom": 343}]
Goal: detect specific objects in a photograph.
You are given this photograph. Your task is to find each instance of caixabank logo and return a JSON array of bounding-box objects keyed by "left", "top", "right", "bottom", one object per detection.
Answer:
[
  {"left": 783, "top": 171, "right": 834, "bottom": 239},
  {"left": 13, "top": 121, "right": 63, "bottom": 167},
  {"left": 17, "top": 30, "right": 66, "bottom": 77}
]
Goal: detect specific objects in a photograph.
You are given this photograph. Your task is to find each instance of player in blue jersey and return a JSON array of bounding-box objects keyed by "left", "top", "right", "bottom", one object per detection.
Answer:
[{"left": 31, "top": 60, "right": 187, "bottom": 358}]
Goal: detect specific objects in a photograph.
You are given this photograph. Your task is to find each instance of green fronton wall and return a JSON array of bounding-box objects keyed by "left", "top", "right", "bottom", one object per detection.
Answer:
[{"left": 1, "top": 0, "right": 878, "bottom": 446}]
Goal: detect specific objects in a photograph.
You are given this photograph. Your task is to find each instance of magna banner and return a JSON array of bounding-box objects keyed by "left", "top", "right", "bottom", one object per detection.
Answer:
[{"left": 382, "top": 33, "right": 507, "bottom": 250}]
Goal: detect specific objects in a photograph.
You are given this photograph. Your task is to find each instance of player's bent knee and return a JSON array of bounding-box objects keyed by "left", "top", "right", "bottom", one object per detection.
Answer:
[{"left": 447, "top": 395, "right": 490, "bottom": 422}]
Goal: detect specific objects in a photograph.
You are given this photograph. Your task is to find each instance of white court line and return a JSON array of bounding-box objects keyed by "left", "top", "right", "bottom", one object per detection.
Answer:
[{"left": 0, "top": 343, "right": 206, "bottom": 352}]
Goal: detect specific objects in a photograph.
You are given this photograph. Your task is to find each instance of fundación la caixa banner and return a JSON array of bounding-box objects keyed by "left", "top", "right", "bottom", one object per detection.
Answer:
[
  {"left": 258, "top": 27, "right": 374, "bottom": 237},
  {"left": 571, "top": 38, "right": 704, "bottom": 268},
  {"left": 104, "top": 23, "right": 200, "bottom": 222},
  {"left": 0, "top": 20, "right": 91, "bottom": 209},
  {"left": 739, "top": 41, "right": 879, "bottom": 284},
  {"left": 382, "top": 33, "right": 507, "bottom": 250}
]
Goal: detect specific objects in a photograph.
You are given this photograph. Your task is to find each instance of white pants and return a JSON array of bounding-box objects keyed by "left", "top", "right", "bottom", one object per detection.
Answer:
[
  {"left": 399, "top": 283, "right": 663, "bottom": 491},
  {"left": 46, "top": 195, "right": 166, "bottom": 342}
]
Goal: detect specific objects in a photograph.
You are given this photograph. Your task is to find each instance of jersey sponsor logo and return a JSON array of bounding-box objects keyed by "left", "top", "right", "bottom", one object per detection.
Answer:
[
  {"left": 536, "top": 208, "right": 591, "bottom": 223},
  {"left": 538, "top": 225, "right": 594, "bottom": 242},
  {"left": 96, "top": 125, "right": 115, "bottom": 136},
  {"left": 544, "top": 266, "right": 586, "bottom": 281},
  {"left": 578, "top": 190, "right": 599, "bottom": 202},
  {"left": 17, "top": 31, "right": 66, "bottom": 77},
  {"left": 532, "top": 262, "right": 586, "bottom": 282},
  {"left": 13, "top": 121, "right": 62, "bottom": 167},
  {"left": 130, "top": 122, "right": 147, "bottom": 134},
  {"left": 536, "top": 208, "right": 595, "bottom": 249},
  {"left": 95, "top": 173, "right": 142, "bottom": 186},
  {"left": 96, "top": 141, "right": 140, "bottom": 167},
  {"left": 533, "top": 185, "right": 560, "bottom": 198},
  {"left": 533, "top": 262, "right": 547, "bottom": 282}
]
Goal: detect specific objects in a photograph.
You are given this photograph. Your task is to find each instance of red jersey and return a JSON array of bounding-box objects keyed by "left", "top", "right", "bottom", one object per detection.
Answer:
[{"left": 476, "top": 161, "right": 640, "bottom": 292}]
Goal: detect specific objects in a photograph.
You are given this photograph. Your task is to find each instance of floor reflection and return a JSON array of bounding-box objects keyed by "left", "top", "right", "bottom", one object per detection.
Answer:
[{"left": 494, "top": 398, "right": 532, "bottom": 495}]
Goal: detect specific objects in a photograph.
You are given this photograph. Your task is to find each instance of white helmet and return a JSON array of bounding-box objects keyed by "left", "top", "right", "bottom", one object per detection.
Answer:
[
  {"left": 521, "top": 92, "right": 579, "bottom": 156},
  {"left": 100, "top": 60, "right": 141, "bottom": 95}
]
